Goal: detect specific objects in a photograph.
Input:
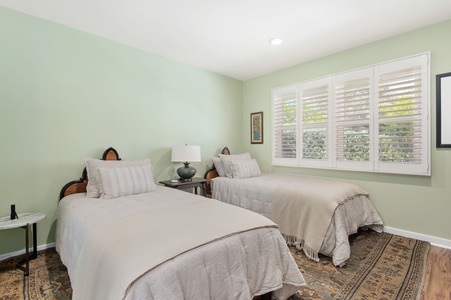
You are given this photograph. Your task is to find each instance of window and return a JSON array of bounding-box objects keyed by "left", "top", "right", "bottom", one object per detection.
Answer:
[
  {"left": 299, "top": 77, "right": 333, "bottom": 168},
  {"left": 335, "top": 68, "right": 373, "bottom": 171},
  {"left": 272, "top": 85, "right": 298, "bottom": 166},
  {"left": 271, "top": 53, "right": 430, "bottom": 175}
]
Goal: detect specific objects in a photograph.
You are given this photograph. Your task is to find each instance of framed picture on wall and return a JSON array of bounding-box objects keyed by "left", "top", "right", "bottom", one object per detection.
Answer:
[
  {"left": 250, "top": 112, "right": 263, "bottom": 144},
  {"left": 436, "top": 72, "right": 451, "bottom": 148}
]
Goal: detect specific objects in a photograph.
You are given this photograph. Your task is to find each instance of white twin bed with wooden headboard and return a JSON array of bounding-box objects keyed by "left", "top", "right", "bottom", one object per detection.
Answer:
[
  {"left": 204, "top": 147, "right": 384, "bottom": 267},
  {"left": 56, "top": 147, "right": 306, "bottom": 300}
]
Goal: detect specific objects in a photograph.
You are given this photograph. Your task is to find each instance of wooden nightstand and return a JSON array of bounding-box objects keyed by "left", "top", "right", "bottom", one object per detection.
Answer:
[{"left": 159, "top": 178, "right": 209, "bottom": 196}]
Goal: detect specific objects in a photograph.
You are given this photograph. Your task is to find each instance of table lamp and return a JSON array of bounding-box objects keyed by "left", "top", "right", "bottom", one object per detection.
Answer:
[{"left": 171, "top": 144, "right": 201, "bottom": 182}]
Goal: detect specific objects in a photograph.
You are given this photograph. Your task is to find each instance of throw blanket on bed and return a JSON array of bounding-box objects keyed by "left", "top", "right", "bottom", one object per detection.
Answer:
[
  {"left": 72, "top": 199, "right": 277, "bottom": 300},
  {"left": 271, "top": 177, "right": 368, "bottom": 262}
]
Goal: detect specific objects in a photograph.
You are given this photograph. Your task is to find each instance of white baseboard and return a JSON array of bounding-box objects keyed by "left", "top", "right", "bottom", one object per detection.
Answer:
[
  {"left": 0, "top": 242, "right": 56, "bottom": 261},
  {"left": 384, "top": 226, "right": 451, "bottom": 249}
]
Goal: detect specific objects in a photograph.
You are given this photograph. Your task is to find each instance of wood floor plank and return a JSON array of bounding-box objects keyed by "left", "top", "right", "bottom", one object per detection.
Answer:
[{"left": 420, "top": 246, "right": 451, "bottom": 300}]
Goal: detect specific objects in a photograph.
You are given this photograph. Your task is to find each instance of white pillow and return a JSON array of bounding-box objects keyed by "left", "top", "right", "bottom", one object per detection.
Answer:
[
  {"left": 211, "top": 157, "right": 226, "bottom": 177},
  {"left": 219, "top": 152, "right": 252, "bottom": 178},
  {"left": 85, "top": 158, "right": 152, "bottom": 198},
  {"left": 230, "top": 159, "right": 261, "bottom": 179},
  {"left": 97, "top": 164, "right": 157, "bottom": 199}
]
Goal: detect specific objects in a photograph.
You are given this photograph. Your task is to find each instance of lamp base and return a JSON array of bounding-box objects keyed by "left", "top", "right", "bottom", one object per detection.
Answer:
[{"left": 177, "top": 162, "right": 197, "bottom": 182}]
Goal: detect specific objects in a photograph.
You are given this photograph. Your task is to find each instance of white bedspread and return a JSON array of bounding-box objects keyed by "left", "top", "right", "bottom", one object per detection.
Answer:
[
  {"left": 211, "top": 173, "right": 384, "bottom": 266},
  {"left": 56, "top": 187, "right": 306, "bottom": 300}
]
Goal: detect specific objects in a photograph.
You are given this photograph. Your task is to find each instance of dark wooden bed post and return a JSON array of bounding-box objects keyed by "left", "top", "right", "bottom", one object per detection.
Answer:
[
  {"left": 59, "top": 147, "right": 121, "bottom": 200},
  {"left": 102, "top": 147, "right": 121, "bottom": 161}
]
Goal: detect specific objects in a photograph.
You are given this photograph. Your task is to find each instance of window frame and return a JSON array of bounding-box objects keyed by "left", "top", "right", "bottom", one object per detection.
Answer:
[{"left": 271, "top": 53, "right": 430, "bottom": 176}]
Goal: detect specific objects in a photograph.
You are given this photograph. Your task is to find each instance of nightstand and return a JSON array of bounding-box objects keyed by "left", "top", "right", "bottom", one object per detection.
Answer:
[
  {"left": 159, "top": 178, "right": 209, "bottom": 196},
  {"left": 0, "top": 212, "right": 46, "bottom": 276}
]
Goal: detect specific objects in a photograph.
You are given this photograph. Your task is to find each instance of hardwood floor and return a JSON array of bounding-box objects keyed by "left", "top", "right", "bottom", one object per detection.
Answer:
[{"left": 420, "top": 245, "right": 451, "bottom": 300}]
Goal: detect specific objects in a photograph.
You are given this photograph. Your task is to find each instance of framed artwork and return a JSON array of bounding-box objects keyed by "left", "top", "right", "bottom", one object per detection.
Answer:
[
  {"left": 250, "top": 112, "right": 263, "bottom": 144},
  {"left": 436, "top": 72, "right": 451, "bottom": 148}
]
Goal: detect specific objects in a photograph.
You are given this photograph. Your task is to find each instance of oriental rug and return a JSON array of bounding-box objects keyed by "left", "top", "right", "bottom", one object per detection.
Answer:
[
  {"left": 0, "top": 231, "right": 429, "bottom": 300},
  {"left": 289, "top": 230, "right": 430, "bottom": 300}
]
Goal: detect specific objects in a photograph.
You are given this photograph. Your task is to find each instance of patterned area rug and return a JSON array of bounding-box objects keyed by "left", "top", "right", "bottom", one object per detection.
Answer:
[
  {"left": 0, "top": 231, "right": 429, "bottom": 300},
  {"left": 290, "top": 230, "right": 430, "bottom": 300},
  {"left": 0, "top": 248, "right": 72, "bottom": 300}
]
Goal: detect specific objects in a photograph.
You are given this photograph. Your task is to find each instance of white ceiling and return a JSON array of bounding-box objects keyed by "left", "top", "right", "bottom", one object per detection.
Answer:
[{"left": 1, "top": 0, "right": 451, "bottom": 80}]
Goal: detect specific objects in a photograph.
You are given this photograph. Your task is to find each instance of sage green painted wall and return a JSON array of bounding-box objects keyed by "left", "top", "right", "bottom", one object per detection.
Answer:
[
  {"left": 0, "top": 7, "right": 243, "bottom": 255},
  {"left": 243, "top": 19, "right": 451, "bottom": 242}
]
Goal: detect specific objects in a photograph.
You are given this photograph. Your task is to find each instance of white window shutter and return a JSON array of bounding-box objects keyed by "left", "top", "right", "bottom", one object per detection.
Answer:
[
  {"left": 335, "top": 68, "right": 373, "bottom": 170},
  {"left": 375, "top": 55, "right": 429, "bottom": 175},
  {"left": 271, "top": 85, "right": 298, "bottom": 165},
  {"left": 299, "top": 77, "right": 333, "bottom": 167}
]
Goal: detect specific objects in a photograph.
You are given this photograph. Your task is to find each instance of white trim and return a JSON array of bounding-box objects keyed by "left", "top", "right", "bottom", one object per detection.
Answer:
[
  {"left": 384, "top": 226, "right": 451, "bottom": 249},
  {"left": 0, "top": 242, "right": 56, "bottom": 261}
]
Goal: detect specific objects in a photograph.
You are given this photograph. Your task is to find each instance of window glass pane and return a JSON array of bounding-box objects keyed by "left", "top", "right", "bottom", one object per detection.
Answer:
[
  {"left": 302, "top": 127, "right": 327, "bottom": 159},
  {"left": 378, "top": 66, "right": 422, "bottom": 118},
  {"left": 302, "top": 85, "right": 328, "bottom": 125},
  {"left": 379, "top": 121, "right": 422, "bottom": 163},
  {"left": 275, "top": 128, "right": 297, "bottom": 158},
  {"left": 336, "top": 125, "right": 370, "bottom": 161},
  {"left": 336, "top": 78, "right": 370, "bottom": 122}
]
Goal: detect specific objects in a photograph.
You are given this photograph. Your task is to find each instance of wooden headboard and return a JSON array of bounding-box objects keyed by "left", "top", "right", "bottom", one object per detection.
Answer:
[
  {"left": 203, "top": 147, "right": 230, "bottom": 197},
  {"left": 59, "top": 147, "right": 121, "bottom": 200}
]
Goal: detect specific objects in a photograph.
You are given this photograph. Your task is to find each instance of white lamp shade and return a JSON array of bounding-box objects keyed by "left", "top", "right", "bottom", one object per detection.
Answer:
[{"left": 171, "top": 145, "right": 201, "bottom": 162}]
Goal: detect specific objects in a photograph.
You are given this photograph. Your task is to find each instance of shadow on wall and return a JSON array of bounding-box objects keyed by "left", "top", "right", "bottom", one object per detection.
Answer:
[{"left": 271, "top": 166, "right": 432, "bottom": 187}]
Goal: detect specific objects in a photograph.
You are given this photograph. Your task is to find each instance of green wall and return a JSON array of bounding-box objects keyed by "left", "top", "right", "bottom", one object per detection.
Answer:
[
  {"left": 2, "top": 5, "right": 450, "bottom": 257},
  {"left": 0, "top": 7, "right": 243, "bottom": 255},
  {"left": 243, "top": 19, "right": 451, "bottom": 242}
]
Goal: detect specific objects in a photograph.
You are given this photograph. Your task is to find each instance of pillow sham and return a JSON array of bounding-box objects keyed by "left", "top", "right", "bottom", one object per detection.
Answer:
[
  {"left": 230, "top": 159, "right": 261, "bottom": 179},
  {"left": 85, "top": 158, "right": 152, "bottom": 198},
  {"left": 211, "top": 157, "right": 226, "bottom": 177},
  {"left": 219, "top": 152, "right": 252, "bottom": 178},
  {"left": 97, "top": 164, "right": 157, "bottom": 199}
]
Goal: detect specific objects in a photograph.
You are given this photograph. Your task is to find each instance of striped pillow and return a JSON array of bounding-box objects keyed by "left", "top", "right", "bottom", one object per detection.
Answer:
[
  {"left": 230, "top": 159, "right": 261, "bottom": 179},
  {"left": 85, "top": 158, "right": 152, "bottom": 198},
  {"left": 97, "top": 164, "right": 157, "bottom": 199},
  {"left": 219, "top": 152, "right": 252, "bottom": 178}
]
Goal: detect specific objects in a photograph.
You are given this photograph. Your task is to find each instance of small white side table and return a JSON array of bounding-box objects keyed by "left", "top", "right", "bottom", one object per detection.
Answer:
[{"left": 0, "top": 212, "right": 46, "bottom": 276}]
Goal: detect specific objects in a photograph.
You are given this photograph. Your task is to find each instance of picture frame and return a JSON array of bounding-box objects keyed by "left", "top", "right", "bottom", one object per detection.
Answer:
[
  {"left": 436, "top": 72, "right": 451, "bottom": 148},
  {"left": 250, "top": 111, "right": 263, "bottom": 144}
]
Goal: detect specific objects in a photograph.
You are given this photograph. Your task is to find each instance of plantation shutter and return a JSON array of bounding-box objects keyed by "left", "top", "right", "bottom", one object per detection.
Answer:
[
  {"left": 270, "top": 53, "right": 430, "bottom": 175},
  {"left": 375, "top": 55, "right": 429, "bottom": 174},
  {"left": 272, "top": 85, "right": 298, "bottom": 165},
  {"left": 300, "top": 78, "right": 332, "bottom": 167},
  {"left": 335, "top": 68, "right": 373, "bottom": 170}
]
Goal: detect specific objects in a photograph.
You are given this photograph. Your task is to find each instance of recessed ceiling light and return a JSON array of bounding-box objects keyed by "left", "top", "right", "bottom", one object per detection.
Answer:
[{"left": 269, "top": 37, "right": 283, "bottom": 45}]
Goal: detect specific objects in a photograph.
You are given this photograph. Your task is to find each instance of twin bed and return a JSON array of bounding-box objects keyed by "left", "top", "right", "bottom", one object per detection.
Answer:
[
  {"left": 204, "top": 147, "right": 384, "bottom": 267},
  {"left": 56, "top": 148, "right": 306, "bottom": 300},
  {"left": 56, "top": 146, "right": 384, "bottom": 299}
]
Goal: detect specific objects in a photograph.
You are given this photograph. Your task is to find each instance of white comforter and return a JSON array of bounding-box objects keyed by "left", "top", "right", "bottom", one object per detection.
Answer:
[
  {"left": 211, "top": 173, "right": 384, "bottom": 266},
  {"left": 56, "top": 187, "right": 306, "bottom": 300}
]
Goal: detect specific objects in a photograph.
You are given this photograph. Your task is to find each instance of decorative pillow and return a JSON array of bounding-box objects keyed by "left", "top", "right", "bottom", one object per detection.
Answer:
[
  {"left": 219, "top": 152, "right": 252, "bottom": 178},
  {"left": 230, "top": 159, "right": 261, "bottom": 179},
  {"left": 212, "top": 157, "right": 226, "bottom": 177},
  {"left": 85, "top": 158, "right": 152, "bottom": 198},
  {"left": 97, "top": 164, "right": 157, "bottom": 199}
]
